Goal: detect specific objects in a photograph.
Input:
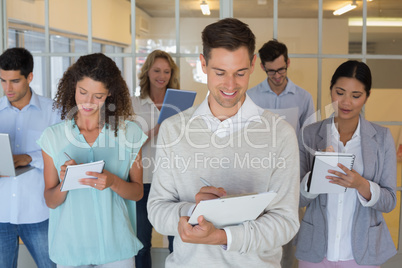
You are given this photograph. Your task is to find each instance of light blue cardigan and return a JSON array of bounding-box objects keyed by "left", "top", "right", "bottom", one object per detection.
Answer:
[{"left": 295, "top": 115, "right": 397, "bottom": 266}]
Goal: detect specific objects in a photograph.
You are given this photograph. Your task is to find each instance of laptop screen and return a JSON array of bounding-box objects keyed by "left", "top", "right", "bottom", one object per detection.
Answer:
[{"left": 0, "top": 133, "right": 34, "bottom": 177}]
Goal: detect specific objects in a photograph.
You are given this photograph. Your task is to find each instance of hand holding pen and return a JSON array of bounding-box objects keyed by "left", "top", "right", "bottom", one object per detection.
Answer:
[
  {"left": 196, "top": 177, "right": 227, "bottom": 205},
  {"left": 63, "top": 152, "right": 76, "bottom": 165},
  {"left": 60, "top": 152, "right": 77, "bottom": 183}
]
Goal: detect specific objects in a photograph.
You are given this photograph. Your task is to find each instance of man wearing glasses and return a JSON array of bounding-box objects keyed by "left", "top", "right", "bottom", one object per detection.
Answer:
[
  {"left": 247, "top": 39, "right": 315, "bottom": 268},
  {"left": 247, "top": 39, "right": 315, "bottom": 135}
]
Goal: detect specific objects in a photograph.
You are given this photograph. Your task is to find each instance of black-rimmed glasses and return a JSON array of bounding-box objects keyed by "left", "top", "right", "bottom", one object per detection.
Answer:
[{"left": 264, "top": 67, "right": 287, "bottom": 76}]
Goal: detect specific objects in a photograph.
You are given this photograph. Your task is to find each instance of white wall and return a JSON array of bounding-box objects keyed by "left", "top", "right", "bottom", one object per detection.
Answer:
[{"left": 8, "top": 0, "right": 131, "bottom": 44}]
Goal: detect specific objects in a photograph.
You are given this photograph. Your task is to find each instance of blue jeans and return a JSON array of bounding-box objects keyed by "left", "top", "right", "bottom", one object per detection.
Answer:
[
  {"left": 0, "top": 220, "right": 55, "bottom": 268},
  {"left": 135, "top": 184, "right": 174, "bottom": 268}
]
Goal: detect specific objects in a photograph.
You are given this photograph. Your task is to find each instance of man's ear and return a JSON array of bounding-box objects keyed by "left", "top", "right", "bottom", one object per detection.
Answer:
[
  {"left": 200, "top": 54, "right": 207, "bottom": 74},
  {"left": 27, "top": 72, "right": 33, "bottom": 84},
  {"left": 250, "top": 54, "right": 257, "bottom": 74},
  {"left": 260, "top": 62, "right": 265, "bottom": 72},
  {"left": 286, "top": 58, "right": 291, "bottom": 68}
]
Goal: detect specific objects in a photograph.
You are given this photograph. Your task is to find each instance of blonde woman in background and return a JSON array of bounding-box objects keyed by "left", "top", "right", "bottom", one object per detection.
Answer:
[{"left": 131, "top": 50, "right": 180, "bottom": 268}]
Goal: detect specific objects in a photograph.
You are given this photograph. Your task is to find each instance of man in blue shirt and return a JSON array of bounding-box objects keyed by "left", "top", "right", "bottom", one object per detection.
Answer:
[
  {"left": 247, "top": 39, "right": 315, "bottom": 135},
  {"left": 0, "top": 47, "right": 59, "bottom": 268},
  {"left": 247, "top": 40, "right": 315, "bottom": 268}
]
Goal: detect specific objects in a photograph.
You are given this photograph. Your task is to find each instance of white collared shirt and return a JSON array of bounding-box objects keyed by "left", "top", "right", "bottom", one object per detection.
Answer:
[
  {"left": 326, "top": 118, "right": 380, "bottom": 261},
  {"left": 191, "top": 94, "right": 264, "bottom": 138},
  {"left": 132, "top": 96, "right": 160, "bottom": 184},
  {"left": 189, "top": 94, "right": 264, "bottom": 249}
]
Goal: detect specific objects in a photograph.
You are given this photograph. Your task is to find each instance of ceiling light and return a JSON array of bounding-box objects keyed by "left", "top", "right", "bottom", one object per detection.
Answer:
[
  {"left": 333, "top": 1, "right": 357, "bottom": 16},
  {"left": 200, "top": 1, "right": 211, "bottom": 16},
  {"left": 349, "top": 17, "right": 402, "bottom": 27}
]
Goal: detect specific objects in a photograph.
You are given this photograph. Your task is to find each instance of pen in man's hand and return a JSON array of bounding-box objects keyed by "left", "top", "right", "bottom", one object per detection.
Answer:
[{"left": 200, "top": 177, "right": 213, "bottom": 187}]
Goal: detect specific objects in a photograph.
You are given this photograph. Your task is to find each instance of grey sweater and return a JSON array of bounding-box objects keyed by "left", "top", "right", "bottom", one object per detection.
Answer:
[{"left": 148, "top": 107, "right": 300, "bottom": 268}]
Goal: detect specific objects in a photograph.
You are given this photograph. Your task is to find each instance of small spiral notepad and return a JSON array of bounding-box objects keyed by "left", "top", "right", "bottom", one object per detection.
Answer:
[
  {"left": 61, "top": 160, "right": 105, "bottom": 192},
  {"left": 307, "top": 152, "right": 355, "bottom": 194}
]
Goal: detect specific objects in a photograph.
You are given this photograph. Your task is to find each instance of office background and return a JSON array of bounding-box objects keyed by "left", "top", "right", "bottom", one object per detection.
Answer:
[{"left": 0, "top": 0, "right": 401, "bottom": 267}]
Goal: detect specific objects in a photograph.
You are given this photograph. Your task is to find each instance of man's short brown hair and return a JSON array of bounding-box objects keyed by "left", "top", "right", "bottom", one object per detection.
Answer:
[{"left": 202, "top": 18, "right": 255, "bottom": 65}]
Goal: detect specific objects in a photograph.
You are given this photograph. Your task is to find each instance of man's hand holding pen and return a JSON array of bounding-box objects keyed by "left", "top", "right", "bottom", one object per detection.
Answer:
[
  {"left": 196, "top": 177, "right": 227, "bottom": 204},
  {"left": 195, "top": 186, "right": 227, "bottom": 205}
]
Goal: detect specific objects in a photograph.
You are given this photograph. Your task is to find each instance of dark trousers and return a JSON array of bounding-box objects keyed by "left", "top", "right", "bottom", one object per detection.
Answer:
[{"left": 135, "top": 184, "right": 174, "bottom": 268}]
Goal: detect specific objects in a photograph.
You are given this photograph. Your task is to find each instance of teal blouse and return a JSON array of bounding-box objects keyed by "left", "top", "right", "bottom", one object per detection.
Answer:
[{"left": 38, "top": 119, "right": 147, "bottom": 266}]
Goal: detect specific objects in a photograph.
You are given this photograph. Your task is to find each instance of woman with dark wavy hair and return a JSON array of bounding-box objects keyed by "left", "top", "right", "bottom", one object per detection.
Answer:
[
  {"left": 54, "top": 53, "right": 133, "bottom": 136},
  {"left": 38, "top": 53, "right": 147, "bottom": 267}
]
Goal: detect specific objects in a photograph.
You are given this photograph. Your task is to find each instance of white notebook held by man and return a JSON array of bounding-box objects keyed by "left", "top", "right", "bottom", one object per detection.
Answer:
[
  {"left": 188, "top": 192, "right": 277, "bottom": 228},
  {"left": 307, "top": 152, "right": 355, "bottom": 194}
]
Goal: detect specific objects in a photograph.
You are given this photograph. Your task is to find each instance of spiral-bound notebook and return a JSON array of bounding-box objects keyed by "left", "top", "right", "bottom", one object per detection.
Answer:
[
  {"left": 60, "top": 160, "right": 105, "bottom": 192},
  {"left": 307, "top": 152, "right": 355, "bottom": 194}
]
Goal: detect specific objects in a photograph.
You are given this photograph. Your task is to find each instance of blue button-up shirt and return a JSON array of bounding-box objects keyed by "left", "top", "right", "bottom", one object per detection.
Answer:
[
  {"left": 247, "top": 78, "right": 316, "bottom": 134},
  {"left": 0, "top": 90, "right": 61, "bottom": 224}
]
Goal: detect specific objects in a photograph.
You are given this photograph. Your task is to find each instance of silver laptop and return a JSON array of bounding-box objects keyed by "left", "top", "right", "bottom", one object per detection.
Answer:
[{"left": 0, "top": 133, "right": 35, "bottom": 177}]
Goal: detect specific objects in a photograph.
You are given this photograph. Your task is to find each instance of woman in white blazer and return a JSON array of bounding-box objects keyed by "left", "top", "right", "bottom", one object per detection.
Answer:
[
  {"left": 295, "top": 60, "right": 397, "bottom": 267},
  {"left": 131, "top": 50, "right": 180, "bottom": 268}
]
